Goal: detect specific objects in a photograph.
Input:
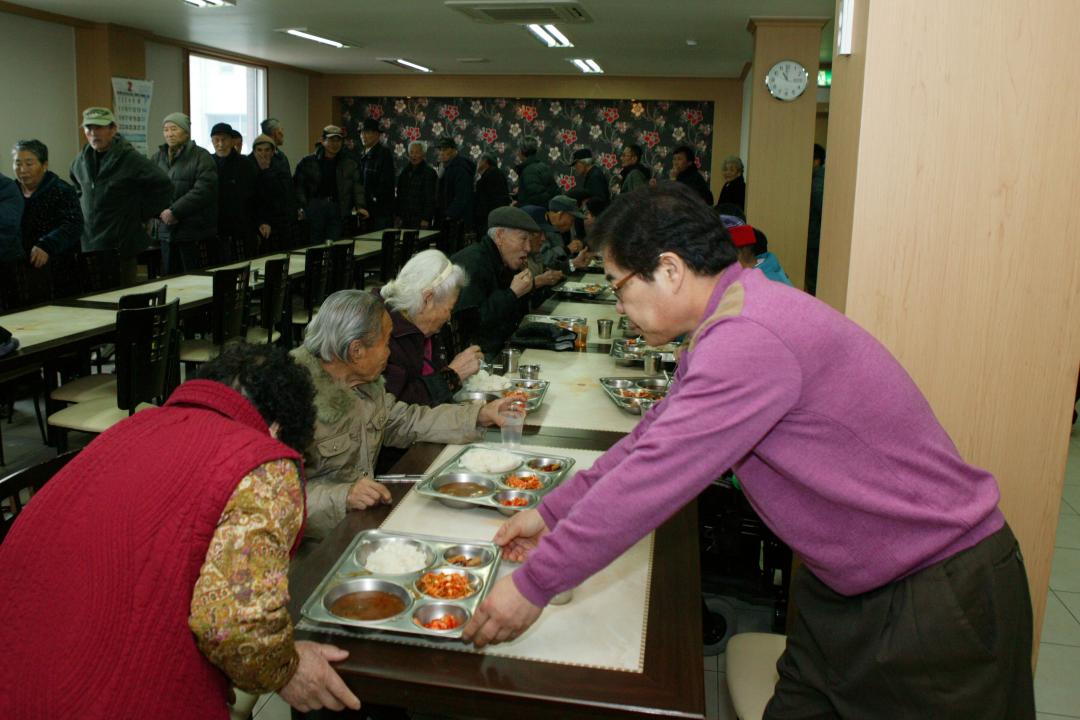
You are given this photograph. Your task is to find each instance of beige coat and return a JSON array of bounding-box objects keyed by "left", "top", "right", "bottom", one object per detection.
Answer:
[{"left": 291, "top": 346, "right": 483, "bottom": 540}]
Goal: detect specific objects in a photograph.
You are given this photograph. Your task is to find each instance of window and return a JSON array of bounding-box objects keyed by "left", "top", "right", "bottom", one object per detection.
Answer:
[{"left": 188, "top": 54, "right": 267, "bottom": 154}]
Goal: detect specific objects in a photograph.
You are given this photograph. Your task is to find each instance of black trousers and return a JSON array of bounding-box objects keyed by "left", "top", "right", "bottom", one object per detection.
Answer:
[{"left": 765, "top": 523, "right": 1034, "bottom": 720}]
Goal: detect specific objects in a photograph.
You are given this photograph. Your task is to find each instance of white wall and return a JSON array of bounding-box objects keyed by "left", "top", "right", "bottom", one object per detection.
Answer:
[
  {"left": 0, "top": 12, "right": 78, "bottom": 174},
  {"left": 145, "top": 41, "right": 185, "bottom": 158},
  {"left": 268, "top": 67, "right": 309, "bottom": 172}
]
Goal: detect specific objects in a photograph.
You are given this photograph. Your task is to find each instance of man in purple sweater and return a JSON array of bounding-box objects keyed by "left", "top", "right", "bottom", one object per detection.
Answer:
[{"left": 463, "top": 184, "right": 1034, "bottom": 719}]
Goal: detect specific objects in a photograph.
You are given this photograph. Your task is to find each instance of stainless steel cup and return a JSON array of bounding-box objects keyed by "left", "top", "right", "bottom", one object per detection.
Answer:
[
  {"left": 519, "top": 364, "right": 540, "bottom": 380},
  {"left": 597, "top": 318, "right": 613, "bottom": 339},
  {"left": 500, "top": 348, "right": 521, "bottom": 375},
  {"left": 643, "top": 351, "right": 662, "bottom": 376}
]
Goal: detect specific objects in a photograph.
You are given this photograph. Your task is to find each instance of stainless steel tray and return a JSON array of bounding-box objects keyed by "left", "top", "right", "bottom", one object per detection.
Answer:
[
  {"left": 609, "top": 338, "right": 679, "bottom": 367},
  {"left": 523, "top": 314, "right": 587, "bottom": 329},
  {"left": 454, "top": 378, "right": 549, "bottom": 413},
  {"left": 415, "top": 444, "right": 576, "bottom": 513},
  {"left": 299, "top": 529, "right": 501, "bottom": 640},
  {"left": 599, "top": 376, "right": 672, "bottom": 415},
  {"left": 555, "top": 281, "right": 609, "bottom": 299}
]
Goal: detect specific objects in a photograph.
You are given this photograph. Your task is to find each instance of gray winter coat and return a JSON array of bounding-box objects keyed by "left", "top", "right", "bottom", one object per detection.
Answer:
[{"left": 152, "top": 140, "right": 219, "bottom": 244}]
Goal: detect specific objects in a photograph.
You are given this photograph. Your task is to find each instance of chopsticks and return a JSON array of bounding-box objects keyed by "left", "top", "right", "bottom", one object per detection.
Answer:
[{"left": 374, "top": 474, "right": 425, "bottom": 484}]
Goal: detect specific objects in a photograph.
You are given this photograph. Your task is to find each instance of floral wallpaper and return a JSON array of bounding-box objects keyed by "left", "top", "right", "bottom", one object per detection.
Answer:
[{"left": 339, "top": 96, "right": 715, "bottom": 193}]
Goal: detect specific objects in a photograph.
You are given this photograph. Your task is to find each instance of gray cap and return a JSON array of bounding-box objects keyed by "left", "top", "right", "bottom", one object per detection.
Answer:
[
  {"left": 488, "top": 206, "right": 541, "bottom": 233},
  {"left": 548, "top": 194, "right": 586, "bottom": 219}
]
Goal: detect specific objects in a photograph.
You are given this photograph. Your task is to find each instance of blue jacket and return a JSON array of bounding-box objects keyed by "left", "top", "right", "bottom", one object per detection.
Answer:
[{"left": 755, "top": 252, "right": 792, "bottom": 286}]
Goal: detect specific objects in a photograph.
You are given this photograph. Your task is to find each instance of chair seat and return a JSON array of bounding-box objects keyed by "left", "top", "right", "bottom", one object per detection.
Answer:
[
  {"left": 47, "top": 397, "right": 155, "bottom": 434},
  {"left": 50, "top": 373, "right": 118, "bottom": 403},
  {"left": 726, "top": 633, "right": 786, "bottom": 720},
  {"left": 179, "top": 338, "right": 220, "bottom": 364},
  {"left": 291, "top": 308, "right": 318, "bottom": 326},
  {"left": 245, "top": 327, "right": 282, "bottom": 345}
]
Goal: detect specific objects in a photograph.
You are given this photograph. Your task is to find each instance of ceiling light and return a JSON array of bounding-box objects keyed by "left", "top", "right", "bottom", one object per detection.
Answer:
[
  {"left": 526, "top": 23, "right": 573, "bottom": 48},
  {"left": 379, "top": 58, "right": 434, "bottom": 73},
  {"left": 686, "top": 38, "right": 698, "bottom": 46},
  {"left": 283, "top": 29, "right": 347, "bottom": 48},
  {"left": 182, "top": 0, "right": 234, "bottom": 7},
  {"left": 569, "top": 58, "right": 603, "bottom": 74}
]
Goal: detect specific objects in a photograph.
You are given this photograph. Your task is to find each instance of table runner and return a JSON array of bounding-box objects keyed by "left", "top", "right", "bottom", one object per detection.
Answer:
[
  {"left": 516, "top": 349, "right": 646, "bottom": 433},
  {"left": 0, "top": 305, "right": 116, "bottom": 350},
  {"left": 80, "top": 275, "right": 214, "bottom": 306},
  {"left": 299, "top": 443, "right": 653, "bottom": 673}
]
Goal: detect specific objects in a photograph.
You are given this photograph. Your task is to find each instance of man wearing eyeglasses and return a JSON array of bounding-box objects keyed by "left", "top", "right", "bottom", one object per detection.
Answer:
[{"left": 464, "top": 183, "right": 1034, "bottom": 720}]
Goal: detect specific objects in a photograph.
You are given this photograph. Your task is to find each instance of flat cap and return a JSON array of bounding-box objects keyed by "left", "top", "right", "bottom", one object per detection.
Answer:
[
  {"left": 488, "top": 206, "right": 541, "bottom": 233},
  {"left": 548, "top": 194, "right": 586, "bottom": 219}
]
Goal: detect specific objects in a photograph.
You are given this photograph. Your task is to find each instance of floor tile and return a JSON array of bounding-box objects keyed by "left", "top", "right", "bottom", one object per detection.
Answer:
[
  {"left": 252, "top": 693, "right": 290, "bottom": 720},
  {"left": 1041, "top": 591, "right": 1080, "bottom": 646},
  {"left": 704, "top": 653, "right": 718, "bottom": 672},
  {"left": 1038, "top": 713, "right": 1080, "bottom": 719},
  {"left": 705, "top": 669, "right": 719, "bottom": 720},
  {"left": 1050, "top": 548, "right": 1080, "bottom": 593},
  {"left": 1056, "top": 514, "right": 1080, "bottom": 550},
  {"left": 1035, "top": 642, "right": 1080, "bottom": 716},
  {"left": 715, "top": 670, "right": 738, "bottom": 720}
]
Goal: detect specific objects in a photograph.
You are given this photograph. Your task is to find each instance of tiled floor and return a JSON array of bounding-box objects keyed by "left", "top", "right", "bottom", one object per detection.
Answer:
[{"left": 5, "top": 399, "right": 1080, "bottom": 718}]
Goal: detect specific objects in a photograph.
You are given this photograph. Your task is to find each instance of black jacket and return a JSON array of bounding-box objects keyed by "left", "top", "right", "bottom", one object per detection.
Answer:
[
  {"left": 717, "top": 175, "right": 746, "bottom": 210},
  {"left": 152, "top": 140, "right": 219, "bottom": 244},
  {"left": 294, "top": 146, "right": 366, "bottom": 220},
  {"left": 437, "top": 154, "right": 476, "bottom": 224},
  {"left": 473, "top": 165, "right": 511, "bottom": 233},
  {"left": 214, "top": 150, "right": 258, "bottom": 241},
  {"left": 451, "top": 236, "right": 522, "bottom": 357},
  {"left": 395, "top": 161, "right": 437, "bottom": 225},
  {"left": 19, "top": 171, "right": 82, "bottom": 259},
  {"left": 358, "top": 141, "right": 397, "bottom": 221},
  {"left": 253, "top": 160, "right": 292, "bottom": 244},
  {"left": 580, "top": 165, "right": 610, "bottom": 202},
  {"left": 676, "top": 166, "right": 714, "bottom": 205}
]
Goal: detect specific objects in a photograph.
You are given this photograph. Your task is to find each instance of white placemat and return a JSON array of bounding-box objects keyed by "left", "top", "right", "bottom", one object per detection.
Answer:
[
  {"left": 80, "top": 275, "right": 214, "bottom": 306},
  {"left": 367, "top": 443, "right": 652, "bottom": 672}
]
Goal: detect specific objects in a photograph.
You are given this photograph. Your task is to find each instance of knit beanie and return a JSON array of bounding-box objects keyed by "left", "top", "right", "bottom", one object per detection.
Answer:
[
  {"left": 163, "top": 112, "right": 191, "bottom": 133},
  {"left": 252, "top": 134, "right": 276, "bottom": 149}
]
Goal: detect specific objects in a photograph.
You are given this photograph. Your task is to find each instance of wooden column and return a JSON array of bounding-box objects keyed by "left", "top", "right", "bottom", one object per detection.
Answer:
[
  {"left": 818, "top": 0, "right": 1080, "bottom": 647},
  {"left": 74, "top": 23, "right": 146, "bottom": 143},
  {"left": 743, "top": 17, "right": 827, "bottom": 290}
]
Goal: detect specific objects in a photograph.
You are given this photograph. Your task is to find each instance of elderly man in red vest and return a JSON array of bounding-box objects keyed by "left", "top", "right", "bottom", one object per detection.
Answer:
[{"left": 0, "top": 344, "right": 362, "bottom": 718}]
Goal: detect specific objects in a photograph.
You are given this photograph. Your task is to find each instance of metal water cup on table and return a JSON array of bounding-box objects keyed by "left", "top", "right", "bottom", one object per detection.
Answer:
[
  {"left": 499, "top": 348, "right": 521, "bottom": 376},
  {"left": 519, "top": 364, "right": 541, "bottom": 380},
  {"left": 643, "top": 351, "right": 663, "bottom": 376},
  {"left": 597, "top": 318, "right": 613, "bottom": 339}
]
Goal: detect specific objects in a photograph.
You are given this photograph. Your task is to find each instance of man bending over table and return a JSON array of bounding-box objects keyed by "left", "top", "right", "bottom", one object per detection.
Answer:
[{"left": 463, "top": 183, "right": 1034, "bottom": 720}]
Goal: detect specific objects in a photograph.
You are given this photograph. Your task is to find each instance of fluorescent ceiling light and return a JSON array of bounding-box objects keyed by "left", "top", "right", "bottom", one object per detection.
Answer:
[
  {"left": 569, "top": 58, "right": 603, "bottom": 74},
  {"left": 526, "top": 23, "right": 572, "bottom": 48},
  {"left": 183, "top": 0, "right": 234, "bottom": 7},
  {"left": 396, "top": 58, "right": 432, "bottom": 73},
  {"left": 285, "top": 29, "right": 346, "bottom": 48}
]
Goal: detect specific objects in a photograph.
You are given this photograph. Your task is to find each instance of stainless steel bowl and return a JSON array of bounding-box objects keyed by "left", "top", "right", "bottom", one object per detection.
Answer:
[
  {"left": 442, "top": 544, "right": 495, "bottom": 568},
  {"left": 453, "top": 390, "right": 499, "bottom": 404},
  {"left": 636, "top": 378, "right": 670, "bottom": 390},
  {"left": 323, "top": 578, "right": 412, "bottom": 623},
  {"left": 500, "top": 470, "right": 550, "bottom": 491},
  {"left": 602, "top": 378, "right": 636, "bottom": 389},
  {"left": 525, "top": 457, "right": 565, "bottom": 473},
  {"left": 355, "top": 538, "right": 436, "bottom": 575},
  {"left": 431, "top": 473, "right": 496, "bottom": 509},
  {"left": 511, "top": 379, "right": 545, "bottom": 390},
  {"left": 412, "top": 602, "right": 471, "bottom": 633},
  {"left": 494, "top": 489, "right": 538, "bottom": 516},
  {"left": 415, "top": 568, "right": 483, "bottom": 599}
]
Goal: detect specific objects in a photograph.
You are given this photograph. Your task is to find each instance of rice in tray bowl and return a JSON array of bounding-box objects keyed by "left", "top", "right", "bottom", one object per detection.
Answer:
[
  {"left": 363, "top": 542, "right": 430, "bottom": 575},
  {"left": 459, "top": 448, "right": 520, "bottom": 474},
  {"left": 463, "top": 370, "right": 511, "bottom": 392}
]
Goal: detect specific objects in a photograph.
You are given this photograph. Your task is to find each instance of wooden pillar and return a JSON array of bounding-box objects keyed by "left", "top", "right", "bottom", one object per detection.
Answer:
[
  {"left": 74, "top": 23, "right": 146, "bottom": 143},
  {"left": 743, "top": 17, "right": 828, "bottom": 290},
  {"left": 818, "top": 0, "right": 1080, "bottom": 647}
]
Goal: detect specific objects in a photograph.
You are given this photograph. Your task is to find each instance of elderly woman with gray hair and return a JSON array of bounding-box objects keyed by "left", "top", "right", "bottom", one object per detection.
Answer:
[
  {"left": 381, "top": 249, "right": 484, "bottom": 406},
  {"left": 290, "top": 289, "right": 509, "bottom": 541}
]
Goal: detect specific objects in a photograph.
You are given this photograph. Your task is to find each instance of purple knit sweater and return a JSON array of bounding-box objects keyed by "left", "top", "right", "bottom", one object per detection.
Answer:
[{"left": 514, "top": 263, "right": 1004, "bottom": 605}]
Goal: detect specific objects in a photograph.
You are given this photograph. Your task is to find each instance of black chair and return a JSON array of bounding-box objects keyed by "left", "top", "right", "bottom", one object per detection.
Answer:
[
  {"left": 77, "top": 251, "right": 113, "bottom": 294},
  {"left": 401, "top": 229, "right": 420, "bottom": 265},
  {"left": 0, "top": 450, "right": 79, "bottom": 541},
  {"left": 47, "top": 300, "right": 181, "bottom": 452},
  {"left": 0, "top": 365, "right": 48, "bottom": 466},
  {"left": 291, "top": 246, "right": 331, "bottom": 335},
  {"left": 246, "top": 258, "right": 289, "bottom": 346},
  {"left": 180, "top": 265, "right": 251, "bottom": 369},
  {"left": 379, "top": 230, "right": 402, "bottom": 282},
  {"left": 52, "top": 286, "right": 170, "bottom": 405},
  {"left": 327, "top": 241, "right": 356, "bottom": 293}
]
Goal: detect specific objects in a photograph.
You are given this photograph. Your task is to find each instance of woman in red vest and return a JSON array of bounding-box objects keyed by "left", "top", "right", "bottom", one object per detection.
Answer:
[{"left": 0, "top": 344, "right": 362, "bottom": 718}]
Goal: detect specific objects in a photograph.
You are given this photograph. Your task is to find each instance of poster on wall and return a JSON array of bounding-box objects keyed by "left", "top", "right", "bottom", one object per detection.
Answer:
[
  {"left": 111, "top": 77, "right": 154, "bottom": 156},
  {"left": 340, "top": 96, "right": 715, "bottom": 196}
]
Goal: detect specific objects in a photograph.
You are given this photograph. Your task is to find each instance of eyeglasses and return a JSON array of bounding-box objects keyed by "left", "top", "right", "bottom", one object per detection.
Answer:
[{"left": 608, "top": 270, "right": 639, "bottom": 299}]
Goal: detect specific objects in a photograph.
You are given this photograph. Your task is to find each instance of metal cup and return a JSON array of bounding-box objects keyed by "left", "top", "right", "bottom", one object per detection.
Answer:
[
  {"left": 597, "top": 318, "right": 613, "bottom": 339},
  {"left": 643, "top": 351, "right": 662, "bottom": 376},
  {"left": 519, "top": 364, "right": 540, "bottom": 380},
  {"left": 499, "top": 348, "right": 521, "bottom": 376}
]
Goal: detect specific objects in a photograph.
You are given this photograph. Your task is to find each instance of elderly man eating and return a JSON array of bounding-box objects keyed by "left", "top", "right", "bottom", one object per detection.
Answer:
[
  {"left": 451, "top": 206, "right": 540, "bottom": 357},
  {"left": 290, "top": 289, "right": 511, "bottom": 542}
]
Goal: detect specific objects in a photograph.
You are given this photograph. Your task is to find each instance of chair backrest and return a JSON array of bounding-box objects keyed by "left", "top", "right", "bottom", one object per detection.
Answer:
[
  {"left": 210, "top": 265, "right": 251, "bottom": 345},
  {"left": 77, "top": 251, "right": 111, "bottom": 294},
  {"left": 380, "top": 230, "right": 402, "bottom": 282},
  {"left": 301, "top": 246, "right": 331, "bottom": 317},
  {"left": 0, "top": 450, "right": 79, "bottom": 542},
  {"left": 401, "top": 230, "right": 420, "bottom": 265},
  {"left": 115, "top": 299, "right": 180, "bottom": 411},
  {"left": 117, "top": 285, "right": 167, "bottom": 310},
  {"left": 258, "top": 258, "right": 290, "bottom": 342},
  {"left": 327, "top": 241, "right": 356, "bottom": 293}
]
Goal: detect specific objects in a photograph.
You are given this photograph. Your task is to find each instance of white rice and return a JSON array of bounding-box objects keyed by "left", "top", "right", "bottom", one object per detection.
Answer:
[
  {"left": 365, "top": 542, "right": 429, "bottom": 574},
  {"left": 460, "top": 448, "right": 520, "bottom": 474},
  {"left": 464, "top": 370, "right": 511, "bottom": 392}
]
